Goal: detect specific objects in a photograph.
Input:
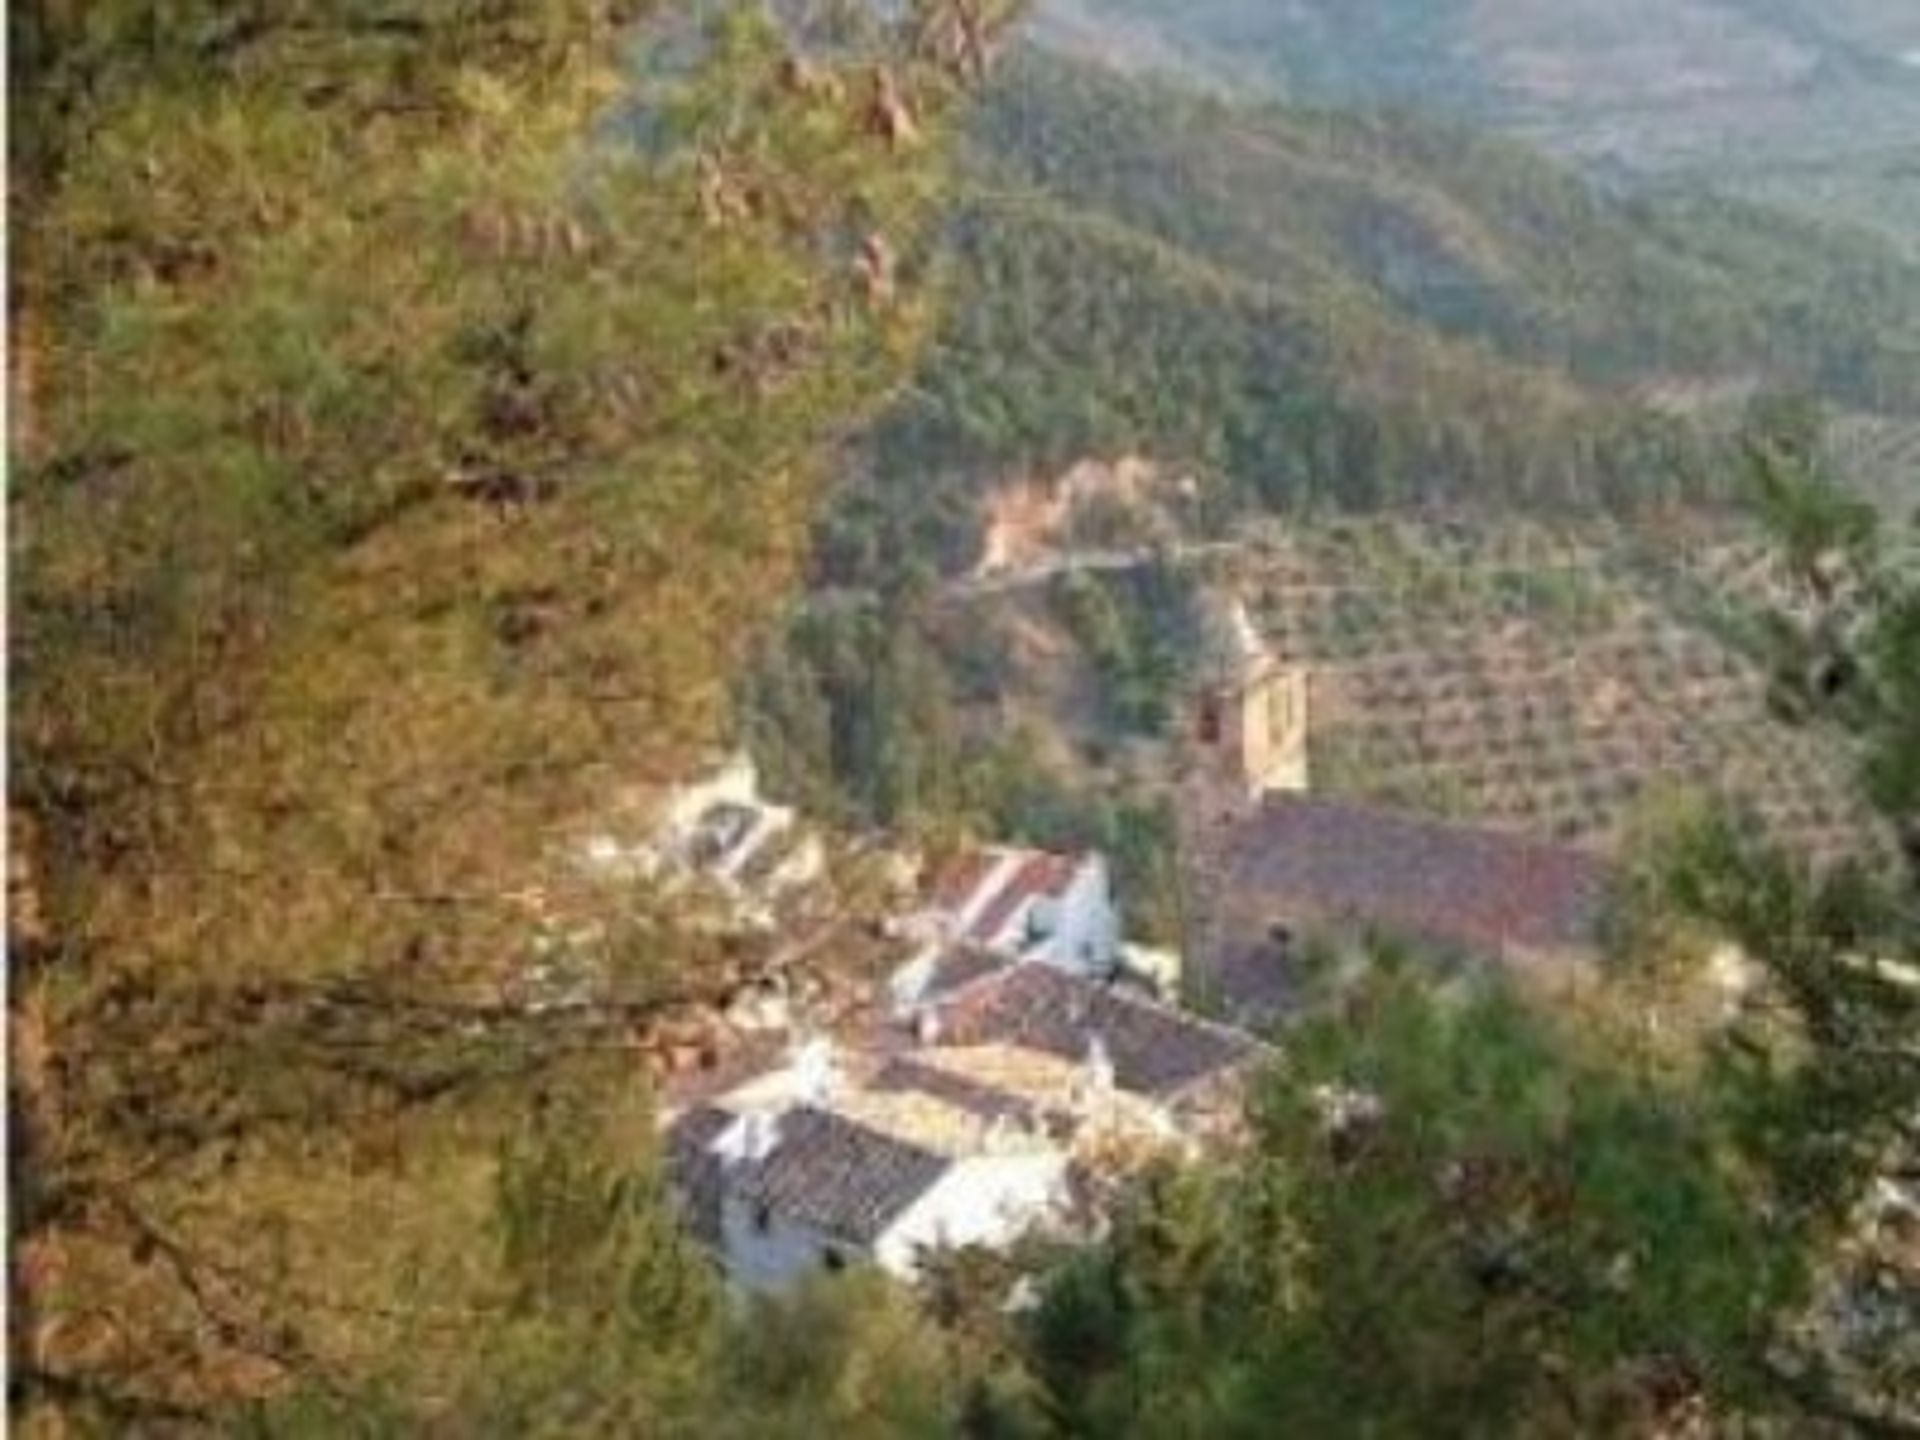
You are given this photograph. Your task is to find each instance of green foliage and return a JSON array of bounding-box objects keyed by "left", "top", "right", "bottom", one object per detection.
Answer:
[
  {"left": 1033, "top": 0, "right": 1920, "bottom": 250},
  {"left": 971, "top": 54, "right": 1919, "bottom": 400},
  {"left": 17, "top": 9, "right": 1917, "bottom": 1435},
  {"left": 1582, "top": 451, "right": 1920, "bottom": 1427},
  {"left": 9, "top": 0, "right": 1009, "bottom": 1425},
  {"left": 740, "top": 589, "right": 1185, "bottom": 941},
  {"left": 1012, "top": 974, "right": 1805, "bottom": 1436},
  {"left": 848, "top": 47, "right": 1920, "bottom": 557},
  {"left": 444, "top": 1083, "right": 722, "bottom": 1436},
  {"left": 1046, "top": 562, "right": 1200, "bottom": 736},
  {"left": 713, "top": 1272, "right": 974, "bottom": 1438},
  {"left": 873, "top": 184, "right": 1708, "bottom": 522},
  {"left": 237, "top": 1082, "right": 997, "bottom": 1436},
  {"left": 741, "top": 588, "right": 966, "bottom": 829},
  {"left": 1738, "top": 443, "right": 1920, "bottom": 833},
  {"left": 493, "top": 1091, "right": 712, "bottom": 1335}
]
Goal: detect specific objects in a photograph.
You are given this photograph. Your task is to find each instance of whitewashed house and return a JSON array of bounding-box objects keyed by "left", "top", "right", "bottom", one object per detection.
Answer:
[
  {"left": 664, "top": 967, "right": 1269, "bottom": 1290},
  {"left": 667, "top": 1101, "right": 1070, "bottom": 1291},
  {"left": 889, "top": 846, "right": 1121, "bottom": 1012}
]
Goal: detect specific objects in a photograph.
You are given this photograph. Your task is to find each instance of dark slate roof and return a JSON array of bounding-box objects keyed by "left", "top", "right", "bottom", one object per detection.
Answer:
[
  {"left": 733, "top": 1105, "right": 953, "bottom": 1245},
  {"left": 664, "top": 1105, "right": 734, "bottom": 1245},
  {"left": 1202, "top": 941, "right": 1303, "bottom": 1030},
  {"left": 921, "top": 944, "right": 1009, "bottom": 1003},
  {"left": 1225, "top": 796, "right": 1606, "bottom": 957},
  {"left": 932, "top": 963, "right": 1264, "bottom": 1098}
]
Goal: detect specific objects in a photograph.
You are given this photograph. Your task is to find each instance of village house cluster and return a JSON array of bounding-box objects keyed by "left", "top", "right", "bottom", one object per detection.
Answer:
[
  {"left": 648, "top": 589, "right": 1627, "bottom": 1291},
  {"left": 667, "top": 959, "right": 1265, "bottom": 1289}
]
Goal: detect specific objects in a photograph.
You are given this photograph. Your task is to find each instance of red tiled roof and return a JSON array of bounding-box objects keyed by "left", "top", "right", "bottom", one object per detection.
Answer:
[
  {"left": 922, "top": 944, "right": 1010, "bottom": 1002},
  {"left": 929, "top": 850, "right": 998, "bottom": 913},
  {"left": 870, "top": 1055, "right": 1039, "bottom": 1126},
  {"left": 966, "top": 852, "right": 1081, "bottom": 946}
]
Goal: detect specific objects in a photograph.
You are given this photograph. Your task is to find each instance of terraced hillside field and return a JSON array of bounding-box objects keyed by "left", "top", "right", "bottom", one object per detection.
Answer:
[
  {"left": 1829, "top": 413, "right": 1920, "bottom": 519},
  {"left": 1239, "top": 516, "right": 1881, "bottom": 865}
]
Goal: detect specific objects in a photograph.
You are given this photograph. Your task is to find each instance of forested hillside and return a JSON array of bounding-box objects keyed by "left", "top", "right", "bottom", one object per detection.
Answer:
[
  {"left": 766, "top": 46, "right": 1920, "bottom": 890},
  {"left": 863, "top": 50, "right": 1920, "bottom": 537},
  {"left": 980, "top": 57, "right": 1920, "bottom": 396},
  {"left": 1032, "top": 0, "right": 1920, "bottom": 247}
]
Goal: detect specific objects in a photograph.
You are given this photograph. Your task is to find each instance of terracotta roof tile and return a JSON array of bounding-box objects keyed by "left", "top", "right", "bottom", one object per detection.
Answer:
[
  {"left": 966, "top": 852, "right": 1080, "bottom": 946},
  {"left": 929, "top": 850, "right": 998, "bottom": 912},
  {"left": 922, "top": 944, "right": 1009, "bottom": 1003},
  {"left": 869, "top": 1055, "right": 1039, "bottom": 1126}
]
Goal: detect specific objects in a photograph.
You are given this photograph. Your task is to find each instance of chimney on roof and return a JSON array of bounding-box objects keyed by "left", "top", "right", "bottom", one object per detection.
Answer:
[
  {"left": 717, "top": 1107, "right": 784, "bottom": 1165},
  {"left": 1085, "top": 1033, "right": 1115, "bottom": 1097},
  {"left": 791, "top": 1034, "right": 838, "bottom": 1104},
  {"left": 915, "top": 1006, "right": 943, "bottom": 1047}
]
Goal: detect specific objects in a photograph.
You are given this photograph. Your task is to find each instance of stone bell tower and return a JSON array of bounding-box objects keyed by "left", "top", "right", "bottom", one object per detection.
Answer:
[
  {"left": 1191, "top": 592, "right": 1309, "bottom": 801},
  {"left": 1174, "top": 588, "right": 1311, "bottom": 1013}
]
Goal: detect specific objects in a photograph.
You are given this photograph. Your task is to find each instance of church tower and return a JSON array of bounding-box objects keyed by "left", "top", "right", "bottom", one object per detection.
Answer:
[
  {"left": 1175, "top": 587, "right": 1311, "bottom": 1014},
  {"left": 1192, "top": 592, "right": 1309, "bottom": 800}
]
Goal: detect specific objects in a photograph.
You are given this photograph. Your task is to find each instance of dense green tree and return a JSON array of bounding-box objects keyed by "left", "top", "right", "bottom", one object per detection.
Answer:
[
  {"left": 8, "top": 1, "right": 1016, "bottom": 1427},
  {"left": 1046, "top": 562, "right": 1200, "bottom": 737},
  {"left": 1011, "top": 974, "right": 1804, "bottom": 1436}
]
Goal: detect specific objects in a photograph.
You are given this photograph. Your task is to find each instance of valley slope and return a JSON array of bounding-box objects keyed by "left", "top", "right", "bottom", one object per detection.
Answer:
[
  {"left": 844, "top": 48, "right": 1920, "bottom": 583},
  {"left": 1029, "top": 0, "right": 1920, "bottom": 248}
]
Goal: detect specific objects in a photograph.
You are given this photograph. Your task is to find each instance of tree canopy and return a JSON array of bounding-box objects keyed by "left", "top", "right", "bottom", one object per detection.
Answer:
[{"left": 9, "top": 1, "right": 1017, "bottom": 1426}]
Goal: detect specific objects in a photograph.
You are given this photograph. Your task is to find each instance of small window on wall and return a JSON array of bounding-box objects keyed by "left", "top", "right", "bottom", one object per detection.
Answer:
[
  {"left": 753, "top": 1203, "right": 772, "bottom": 1234},
  {"left": 1198, "top": 696, "right": 1222, "bottom": 744},
  {"left": 821, "top": 1247, "right": 846, "bottom": 1273}
]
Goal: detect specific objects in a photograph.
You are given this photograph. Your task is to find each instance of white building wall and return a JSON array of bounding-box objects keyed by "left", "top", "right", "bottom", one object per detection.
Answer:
[
  {"left": 711, "top": 1155, "right": 1067, "bottom": 1291},
  {"left": 871, "top": 1153, "right": 1071, "bottom": 1277},
  {"left": 890, "top": 850, "right": 1122, "bottom": 1011},
  {"left": 1119, "top": 942, "right": 1182, "bottom": 997},
  {"left": 888, "top": 942, "right": 945, "bottom": 1014},
  {"left": 1028, "top": 857, "right": 1119, "bottom": 978},
  {"left": 768, "top": 833, "right": 826, "bottom": 894}
]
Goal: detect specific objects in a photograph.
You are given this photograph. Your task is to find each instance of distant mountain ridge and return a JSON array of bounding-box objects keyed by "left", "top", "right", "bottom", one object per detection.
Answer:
[
  {"left": 969, "top": 56, "right": 1920, "bottom": 399},
  {"left": 845, "top": 48, "right": 1920, "bottom": 554},
  {"left": 1028, "top": 0, "right": 1920, "bottom": 249}
]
